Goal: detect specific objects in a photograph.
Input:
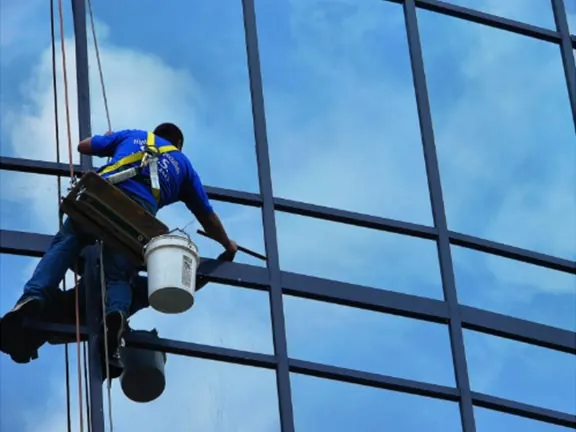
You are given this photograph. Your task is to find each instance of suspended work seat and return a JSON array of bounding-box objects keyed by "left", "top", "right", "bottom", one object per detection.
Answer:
[{"left": 60, "top": 171, "right": 169, "bottom": 265}]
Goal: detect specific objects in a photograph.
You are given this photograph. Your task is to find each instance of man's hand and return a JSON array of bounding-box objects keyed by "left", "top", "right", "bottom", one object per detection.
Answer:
[{"left": 217, "top": 240, "right": 238, "bottom": 262}]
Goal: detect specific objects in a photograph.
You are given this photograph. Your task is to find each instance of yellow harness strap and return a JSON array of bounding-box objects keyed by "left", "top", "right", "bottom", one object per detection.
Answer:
[{"left": 98, "top": 132, "right": 178, "bottom": 204}]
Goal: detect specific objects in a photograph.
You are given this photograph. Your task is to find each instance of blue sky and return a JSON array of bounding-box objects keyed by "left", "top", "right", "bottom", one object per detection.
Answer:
[{"left": 0, "top": 0, "right": 575, "bottom": 431}]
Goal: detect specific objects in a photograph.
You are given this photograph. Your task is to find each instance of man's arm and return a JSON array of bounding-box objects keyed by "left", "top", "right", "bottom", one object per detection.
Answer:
[
  {"left": 78, "top": 130, "right": 130, "bottom": 157},
  {"left": 182, "top": 167, "right": 237, "bottom": 255}
]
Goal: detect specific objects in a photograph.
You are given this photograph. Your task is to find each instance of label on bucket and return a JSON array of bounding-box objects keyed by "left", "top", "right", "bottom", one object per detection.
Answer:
[{"left": 182, "top": 255, "right": 193, "bottom": 287}]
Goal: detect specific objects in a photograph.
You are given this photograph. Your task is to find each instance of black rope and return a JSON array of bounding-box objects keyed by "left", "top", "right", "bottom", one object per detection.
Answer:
[{"left": 50, "top": 0, "right": 71, "bottom": 430}]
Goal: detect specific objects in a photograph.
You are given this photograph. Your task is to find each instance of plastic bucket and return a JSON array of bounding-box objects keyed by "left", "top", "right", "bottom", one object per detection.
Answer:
[
  {"left": 120, "top": 330, "right": 167, "bottom": 403},
  {"left": 144, "top": 234, "right": 199, "bottom": 314}
]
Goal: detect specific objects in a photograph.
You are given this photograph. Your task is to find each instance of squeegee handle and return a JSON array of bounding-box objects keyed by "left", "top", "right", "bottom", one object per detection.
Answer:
[{"left": 196, "top": 230, "right": 267, "bottom": 262}]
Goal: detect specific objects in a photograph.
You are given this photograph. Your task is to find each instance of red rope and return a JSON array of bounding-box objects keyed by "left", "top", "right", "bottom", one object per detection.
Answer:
[{"left": 57, "top": 0, "right": 84, "bottom": 430}]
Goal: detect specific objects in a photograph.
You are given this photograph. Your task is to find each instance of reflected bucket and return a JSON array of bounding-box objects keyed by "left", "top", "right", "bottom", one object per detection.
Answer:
[{"left": 120, "top": 329, "right": 167, "bottom": 403}]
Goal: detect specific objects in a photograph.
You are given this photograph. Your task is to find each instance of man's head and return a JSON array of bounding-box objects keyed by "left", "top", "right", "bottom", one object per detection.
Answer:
[{"left": 153, "top": 123, "right": 184, "bottom": 150}]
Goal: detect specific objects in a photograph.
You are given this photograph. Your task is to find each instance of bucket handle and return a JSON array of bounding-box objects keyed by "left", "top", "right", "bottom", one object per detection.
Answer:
[{"left": 143, "top": 228, "right": 194, "bottom": 252}]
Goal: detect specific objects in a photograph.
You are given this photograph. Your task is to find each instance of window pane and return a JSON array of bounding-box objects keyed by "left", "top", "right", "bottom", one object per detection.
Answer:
[
  {"left": 159, "top": 201, "right": 266, "bottom": 268},
  {"left": 452, "top": 246, "right": 576, "bottom": 331},
  {"left": 291, "top": 374, "right": 462, "bottom": 432},
  {"left": 1, "top": 2, "right": 81, "bottom": 165},
  {"left": 129, "top": 283, "right": 274, "bottom": 355},
  {"left": 475, "top": 407, "right": 574, "bottom": 432},
  {"left": 257, "top": 0, "right": 432, "bottom": 225},
  {"left": 465, "top": 330, "right": 576, "bottom": 414},
  {"left": 0, "top": 171, "right": 63, "bottom": 236},
  {"left": 276, "top": 212, "right": 443, "bottom": 299},
  {"left": 89, "top": 0, "right": 258, "bottom": 192},
  {"left": 285, "top": 296, "right": 456, "bottom": 386},
  {"left": 104, "top": 356, "right": 280, "bottom": 431},
  {"left": 0, "top": 254, "right": 88, "bottom": 432},
  {"left": 442, "top": 0, "right": 556, "bottom": 29},
  {"left": 419, "top": 11, "right": 576, "bottom": 260}
]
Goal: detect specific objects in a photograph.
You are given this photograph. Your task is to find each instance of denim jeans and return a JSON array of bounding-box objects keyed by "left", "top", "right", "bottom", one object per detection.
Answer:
[{"left": 21, "top": 189, "right": 156, "bottom": 317}]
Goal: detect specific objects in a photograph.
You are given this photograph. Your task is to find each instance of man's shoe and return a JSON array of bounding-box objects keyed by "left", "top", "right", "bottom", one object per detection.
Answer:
[
  {"left": 0, "top": 297, "right": 44, "bottom": 363},
  {"left": 99, "top": 311, "right": 126, "bottom": 381}
]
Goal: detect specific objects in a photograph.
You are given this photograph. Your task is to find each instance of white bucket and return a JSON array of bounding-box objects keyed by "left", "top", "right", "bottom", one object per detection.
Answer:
[{"left": 144, "top": 234, "right": 199, "bottom": 314}]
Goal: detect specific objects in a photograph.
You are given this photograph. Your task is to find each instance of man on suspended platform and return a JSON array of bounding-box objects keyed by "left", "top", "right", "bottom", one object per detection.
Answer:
[{"left": 0, "top": 122, "right": 238, "bottom": 364}]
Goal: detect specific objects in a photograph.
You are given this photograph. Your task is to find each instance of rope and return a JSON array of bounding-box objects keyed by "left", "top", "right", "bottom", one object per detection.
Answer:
[
  {"left": 98, "top": 242, "right": 114, "bottom": 432},
  {"left": 56, "top": 0, "right": 84, "bottom": 430},
  {"left": 86, "top": 0, "right": 111, "bottom": 132},
  {"left": 83, "top": 342, "right": 92, "bottom": 432},
  {"left": 49, "top": 0, "right": 72, "bottom": 430}
]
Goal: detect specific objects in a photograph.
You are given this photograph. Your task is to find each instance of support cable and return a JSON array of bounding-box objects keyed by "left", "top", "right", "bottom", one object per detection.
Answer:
[
  {"left": 56, "top": 0, "right": 84, "bottom": 430},
  {"left": 86, "top": 0, "right": 111, "bottom": 132},
  {"left": 49, "top": 0, "right": 71, "bottom": 430}
]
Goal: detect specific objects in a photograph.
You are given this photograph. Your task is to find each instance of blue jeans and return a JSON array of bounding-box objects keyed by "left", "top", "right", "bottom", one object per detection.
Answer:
[{"left": 21, "top": 190, "right": 156, "bottom": 317}]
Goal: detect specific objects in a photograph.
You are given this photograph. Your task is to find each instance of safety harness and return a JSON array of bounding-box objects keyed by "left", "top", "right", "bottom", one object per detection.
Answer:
[{"left": 98, "top": 132, "right": 178, "bottom": 204}]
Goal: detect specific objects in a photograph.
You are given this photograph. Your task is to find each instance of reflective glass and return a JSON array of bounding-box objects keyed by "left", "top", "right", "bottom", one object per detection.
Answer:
[
  {"left": 129, "top": 283, "right": 274, "bottom": 355},
  {"left": 566, "top": 0, "right": 575, "bottom": 34},
  {"left": 257, "top": 0, "right": 432, "bottom": 225},
  {"left": 452, "top": 246, "right": 576, "bottom": 331},
  {"left": 87, "top": 0, "right": 258, "bottom": 192},
  {"left": 0, "top": 171, "right": 63, "bottom": 235},
  {"left": 1, "top": 1, "right": 82, "bottom": 165},
  {"left": 106, "top": 356, "right": 280, "bottom": 431},
  {"left": 285, "top": 296, "right": 456, "bottom": 386},
  {"left": 276, "top": 212, "right": 444, "bottom": 299},
  {"left": 419, "top": 10, "right": 576, "bottom": 261},
  {"left": 444, "top": 0, "right": 556, "bottom": 29},
  {"left": 291, "top": 373, "right": 462, "bottom": 432},
  {"left": 465, "top": 330, "right": 576, "bottom": 414},
  {"left": 0, "top": 253, "right": 89, "bottom": 432}
]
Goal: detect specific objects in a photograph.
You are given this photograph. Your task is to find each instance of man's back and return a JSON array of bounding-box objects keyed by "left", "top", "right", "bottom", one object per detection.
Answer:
[{"left": 91, "top": 129, "right": 212, "bottom": 216}]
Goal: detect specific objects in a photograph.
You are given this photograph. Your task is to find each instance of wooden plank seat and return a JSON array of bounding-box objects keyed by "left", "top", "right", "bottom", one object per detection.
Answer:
[{"left": 60, "top": 172, "right": 168, "bottom": 265}]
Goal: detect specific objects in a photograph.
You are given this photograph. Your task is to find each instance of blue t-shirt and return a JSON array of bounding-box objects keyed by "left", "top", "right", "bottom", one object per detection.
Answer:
[{"left": 91, "top": 129, "right": 213, "bottom": 216}]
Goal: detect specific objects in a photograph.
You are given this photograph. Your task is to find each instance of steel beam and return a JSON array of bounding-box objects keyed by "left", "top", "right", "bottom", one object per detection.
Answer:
[
  {"left": 552, "top": 0, "right": 576, "bottom": 133},
  {"left": 241, "top": 0, "right": 296, "bottom": 430}
]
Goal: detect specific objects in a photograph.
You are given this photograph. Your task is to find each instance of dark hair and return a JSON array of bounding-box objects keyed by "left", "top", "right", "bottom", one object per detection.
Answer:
[{"left": 153, "top": 123, "right": 184, "bottom": 148}]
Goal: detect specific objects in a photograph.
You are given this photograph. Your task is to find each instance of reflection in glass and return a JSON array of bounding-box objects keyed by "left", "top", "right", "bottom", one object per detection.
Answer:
[
  {"left": 419, "top": 10, "right": 576, "bottom": 260},
  {"left": 452, "top": 246, "right": 576, "bottom": 331},
  {"left": 256, "top": 0, "right": 432, "bottom": 225},
  {"left": 85, "top": 0, "right": 258, "bottom": 192},
  {"left": 0, "top": 171, "right": 62, "bottom": 235},
  {"left": 0, "top": 254, "right": 88, "bottom": 431},
  {"left": 108, "top": 355, "right": 280, "bottom": 431},
  {"left": 285, "top": 296, "right": 456, "bottom": 386},
  {"left": 158, "top": 201, "right": 266, "bottom": 268},
  {"left": 475, "top": 406, "right": 574, "bottom": 432},
  {"left": 0, "top": 2, "right": 80, "bottom": 164},
  {"left": 129, "top": 283, "right": 274, "bottom": 355},
  {"left": 443, "top": 0, "right": 556, "bottom": 29},
  {"left": 276, "top": 212, "right": 443, "bottom": 299},
  {"left": 291, "top": 373, "right": 462, "bottom": 432},
  {"left": 465, "top": 330, "right": 576, "bottom": 414}
]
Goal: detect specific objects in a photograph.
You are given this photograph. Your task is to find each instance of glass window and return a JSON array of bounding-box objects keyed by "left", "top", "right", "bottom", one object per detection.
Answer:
[
  {"left": 0, "top": 171, "right": 62, "bottom": 235},
  {"left": 87, "top": 0, "right": 258, "bottom": 192},
  {"left": 0, "top": 254, "right": 88, "bottom": 431},
  {"left": 106, "top": 356, "right": 280, "bottom": 431},
  {"left": 475, "top": 406, "right": 574, "bottom": 432},
  {"left": 452, "top": 246, "right": 576, "bottom": 331},
  {"left": 158, "top": 201, "right": 266, "bottom": 268},
  {"left": 256, "top": 0, "right": 432, "bottom": 225},
  {"left": 276, "top": 212, "right": 444, "bottom": 299},
  {"left": 129, "top": 283, "right": 274, "bottom": 355},
  {"left": 441, "top": 0, "right": 556, "bottom": 29},
  {"left": 465, "top": 330, "right": 576, "bottom": 414},
  {"left": 1, "top": 2, "right": 81, "bottom": 165},
  {"left": 285, "top": 296, "right": 456, "bottom": 387},
  {"left": 419, "top": 10, "right": 576, "bottom": 261},
  {"left": 291, "top": 373, "right": 462, "bottom": 432}
]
